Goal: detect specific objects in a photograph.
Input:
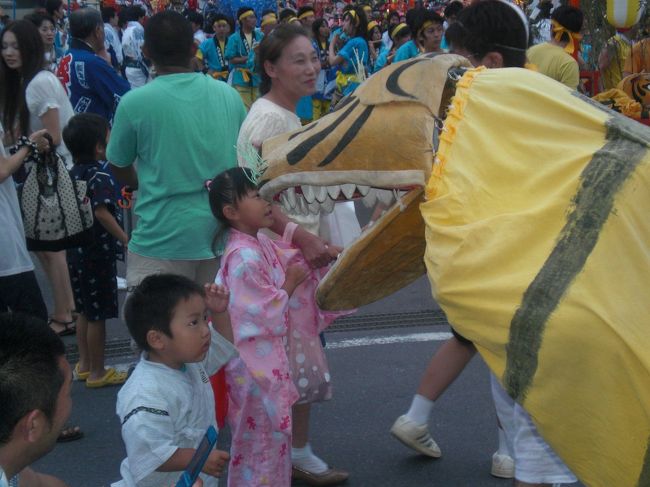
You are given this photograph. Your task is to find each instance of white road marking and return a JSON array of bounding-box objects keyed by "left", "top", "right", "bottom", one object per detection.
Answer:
[
  {"left": 105, "top": 332, "right": 453, "bottom": 370},
  {"left": 325, "top": 332, "right": 453, "bottom": 349}
]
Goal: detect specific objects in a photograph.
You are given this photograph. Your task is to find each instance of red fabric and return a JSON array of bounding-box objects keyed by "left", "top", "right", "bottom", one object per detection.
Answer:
[{"left": 211, "top": 367, "right": 228, "bottom": 429}]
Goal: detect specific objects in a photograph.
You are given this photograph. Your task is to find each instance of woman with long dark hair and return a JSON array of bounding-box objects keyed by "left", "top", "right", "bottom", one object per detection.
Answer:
[{"left": 0, "top": 20, "right": 77, "bottom": 338}]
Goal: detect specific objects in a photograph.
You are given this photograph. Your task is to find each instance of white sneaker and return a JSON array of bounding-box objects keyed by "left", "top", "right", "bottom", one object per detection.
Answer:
[
  {"left": 390, "top": 415, "right": 442, "bottom": 458},
  {"left": 491, "top": 452, "right": 515, "bottom": 479}
]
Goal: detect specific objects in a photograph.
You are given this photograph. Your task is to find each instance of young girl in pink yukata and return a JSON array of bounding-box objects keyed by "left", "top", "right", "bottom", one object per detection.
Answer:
[{"left": 207, "top": 167, "right": 352, "bottom": 486}]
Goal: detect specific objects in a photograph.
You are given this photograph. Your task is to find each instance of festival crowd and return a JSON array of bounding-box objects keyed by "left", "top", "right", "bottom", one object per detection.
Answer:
[{"left": 0, "top": 0, "right": 646, "bottom": 485}]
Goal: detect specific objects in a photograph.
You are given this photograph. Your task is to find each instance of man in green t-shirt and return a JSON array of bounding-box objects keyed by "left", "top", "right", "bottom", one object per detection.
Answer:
[{"left": 109, "top": 11, "right": 335, "bottom": 287}]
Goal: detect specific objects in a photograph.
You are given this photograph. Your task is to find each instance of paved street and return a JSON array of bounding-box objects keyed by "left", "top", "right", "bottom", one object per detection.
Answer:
[{"left": 32, "top": 269, "right": 524, "bottom": 487}]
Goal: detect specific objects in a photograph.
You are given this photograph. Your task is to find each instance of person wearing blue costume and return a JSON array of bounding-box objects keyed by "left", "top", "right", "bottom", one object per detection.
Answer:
[
  {"left": 328, "top": 6, "right": 369, "bottom": 106},
  {"left": 373, "top": 21, "right": 411, "bottom": 73},
  {"left": 441, "top": 1, "right": 463, "bottom": 51},
  {"left": 226, "top": 6, "right": 263, "bottom": 109},
  {"left": 197, "top": 14, "right": 232, "bottom": 81},
  {"left": 57, "top": 8, "right": 130, "bottom": 124},
  {"left": 311, "top": 18, "right": 336, "bottom": 119},
  {"left": 393, "top": 8, "right": 444, "bottom": 63}
]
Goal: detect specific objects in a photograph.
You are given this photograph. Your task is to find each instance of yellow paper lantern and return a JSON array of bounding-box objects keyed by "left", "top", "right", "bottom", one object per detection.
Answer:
[{"left": 606, "top": 0, "right": 644, "bottom": 29}]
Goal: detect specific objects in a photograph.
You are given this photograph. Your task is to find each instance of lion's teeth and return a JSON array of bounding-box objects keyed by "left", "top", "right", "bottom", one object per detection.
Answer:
[
  {"left": 362, "top": 188, "right": 378, "bottom": 208},
  {"left": 327, "top": 185, "right": 340, "bottom": 200},
  {"left": 314, "top": 186, "right": 328, "bottom": 203},
  {"left": 301, "top": 185, "right": 315, "bottom": 203},
  {"left": 308, "top": 200, "right": 320, "bottom": 215},
  {"left": 286, "top": 187, "right": 297, "bottom": 208},
  {"left": 321, "top": 197, "right": 335, "bottom": 213},
  {"left": 357, "top": 185, "right": 370, "bottom": 196},
  {"left": 340, "top": 184, "right": 356, "bottom": 199},
  {"left": 280, "top": 192, "right": 291, "bottom": 211},
  {"left": 377, "top": 189, "right": 394, "bottom": 206}
]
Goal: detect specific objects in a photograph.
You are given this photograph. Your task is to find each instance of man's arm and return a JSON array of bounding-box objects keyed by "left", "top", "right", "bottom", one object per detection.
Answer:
[{"left": 15, "top": 467, "right": 69, "bottom": 487}]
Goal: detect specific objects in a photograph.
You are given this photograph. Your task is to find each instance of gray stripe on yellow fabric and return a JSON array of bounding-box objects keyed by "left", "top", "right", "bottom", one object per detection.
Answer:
[
  {"left": 503, "top": 116, "right": 648, "bottom": 402},
  {"left": 638, "top": 436, "right": 650, "bottom": 487}
]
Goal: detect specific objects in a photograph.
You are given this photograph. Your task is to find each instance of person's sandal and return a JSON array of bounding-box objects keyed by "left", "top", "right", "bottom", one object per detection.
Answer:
[
  {"left": 74, "top": 363, "right": 90, "bottom": 381},
  {"left": 85, "top": 368, "right": 128, "bottom": 388},
  {"left": 291, "top": 466, "right": 349, "bottom": 486},
  {"left": 57, "top": 425, "right": 83, "bottom": 443},
  {"left": 48, "top": 317, "right": 76, "bottom": 336}
]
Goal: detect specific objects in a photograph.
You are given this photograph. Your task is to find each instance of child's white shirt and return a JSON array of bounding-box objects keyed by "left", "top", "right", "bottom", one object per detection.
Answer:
[{"left": 111, "top": 329, "right": 236, "bottom": 487}]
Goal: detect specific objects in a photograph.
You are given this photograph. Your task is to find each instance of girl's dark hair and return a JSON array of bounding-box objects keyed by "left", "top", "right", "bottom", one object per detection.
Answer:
[
  {"left": 44, "top": 0, "right": 62, "bottom": 17},
  {"left": 0, "top": 21, "right": 45, "bottom": 138},
  {"left": 312, "top": 17, "right": 328, "bottom": 41},
  {"left": 386, "top": 10, "right": 400, "bottom": 23},
  {"left": 257, "top": 22, "right": 310, "bottom": 96},
  {"left": 62, "top": 113, "right": 110, "bottom": 164},
  {"left": 343, "top": 6, "right": 367, "bottom": 39},
  {"left": 208, "top": 166, "right": 257, "bottom": 253},
  {"left": 24, "top": 12, "right": 56, "bottom": 29},
  {"left": 445, "top": 0, "right": 528, "bottom": 68}
]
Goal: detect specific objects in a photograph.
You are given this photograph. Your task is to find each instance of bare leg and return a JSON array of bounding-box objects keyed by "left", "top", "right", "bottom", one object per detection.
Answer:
[
  {"left": 87, "top": 319, "right": 107, "bottom": 381},
  {"left": 292, "top": 402, "right": 310, "bottom": 448},
  {"left": 416, "top": 336, "right": 477, "bottom": 400},
  {"left": 76, "top": 314, "right": 89, "bottom": 373},
  {"left": 35, "top": 250, "right": 75, "bottom": 327}
]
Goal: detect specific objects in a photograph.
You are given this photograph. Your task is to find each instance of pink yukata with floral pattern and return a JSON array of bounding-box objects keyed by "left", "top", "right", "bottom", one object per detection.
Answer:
[{"left": 216, "top": 222, "right": 353, "bottom": 487}]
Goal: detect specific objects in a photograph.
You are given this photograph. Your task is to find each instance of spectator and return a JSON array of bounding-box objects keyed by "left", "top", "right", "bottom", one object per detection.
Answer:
[
  {"left": 57, "top": 8, "right": 130, "bottom": 123},
  {"left": 121, "top": 5, "right": 148, "bottom": 87},
  {"left": 44, "top": 0, "right": 67, "bottom": 57},
  {"left": 24, "top": 12, "right": 59, "bottom": 72},
  {"left": 0, "top": 312, "right": 72, "bottom": 486},
  {"left": 0, "top": 20, "right": 77, "bottom": 339},
  {"left": 0, "top": 127, "right": 49, "bottom": 321},
  {"left": 527, "top": 5, "right": 583, "bottom": 90},
  {"left": 381, "top": 10, "right": 400, "bottom": 51},
  {"left": 188, "top": 11, "right": 206, "bottom": 44},
  {"left": 102, "top": 6, "right": 124, "bottom": 70}
]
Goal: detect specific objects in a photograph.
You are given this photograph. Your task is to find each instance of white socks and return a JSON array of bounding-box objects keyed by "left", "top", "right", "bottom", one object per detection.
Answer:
[
  {"left": 292, "top": 443, "right": 329, "bottom": 474},
  {"left": 405, "top": 394, "right": 434, "bottom": 425}
]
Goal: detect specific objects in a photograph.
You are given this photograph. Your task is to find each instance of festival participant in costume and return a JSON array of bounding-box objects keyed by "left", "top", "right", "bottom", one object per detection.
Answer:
[
  {"left": 197, "top": 14, "right": 232, "bottom": 81},
  {"left": 372, "top": 21, "right": 410, "bottom": 72},
  {"left": 440, "top": 0, "right": 463, "bottom": 50},
  {"left": 599, "top": 24, "right": 635, "bottom": 89},
  {"left": 311, "top": 17, "right": 335, "bottom": 118},
  {"left": 366, "top": 19, "right": 382, "bottom": 69},
  {"left": 210, "top": 167, "right": 351, "bottom": 487},
  {"left": 57, "top": 8, "right": 131, "bottom": 123},
  {"left": 297, "top": 5, "right": 315, "bottom": 31},
  {"left": 121, "top": 5, "right": 148, "bottom": 87},
  {"left": 527, "top": 5, "right": 582, "bottom": 90},
  {"left": 226, "top": 6, "right": 263, "bottom": 109},
  {"left": 391, "top": 4, "right": 579, "bottom": 486},
  {"left": 622, "top": 25, "right": 650, "bottom": 77},
  {"left": 381, "top": 9, "right": 400, "bottom": 52},
  {"left": 393, "top": 8, "right": 444, "bottom": 63},
  {"left": 24, "top": 12, "right": 58, "bottom": 72},
  {"left": 112, "top": 274, "right": 235, "bottom": 486},
  {"left": 236, "top": 24, "right": 352, "bottom": 485},
  {"left": 0, "top": 20, "right": 78, "bottom": 340},
  {"left": 328, "top": 6, "right": 369, "bottom": 104},
  {"left": 260, "top": 10, "right": 278, "bottom": 35},
  {"left": 279, "top": 7, "right": 298, "bottom": 24}
]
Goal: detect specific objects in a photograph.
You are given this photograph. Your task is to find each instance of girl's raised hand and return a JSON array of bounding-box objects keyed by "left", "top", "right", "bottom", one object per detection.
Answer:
[{"left": 204, "top": 283, "right": 230, "bottom": 314}]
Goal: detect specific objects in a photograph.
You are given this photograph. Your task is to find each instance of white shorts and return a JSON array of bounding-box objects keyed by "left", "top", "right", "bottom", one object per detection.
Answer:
[{"left": 491, "top": 373, "right": 577, "bottom": 485}]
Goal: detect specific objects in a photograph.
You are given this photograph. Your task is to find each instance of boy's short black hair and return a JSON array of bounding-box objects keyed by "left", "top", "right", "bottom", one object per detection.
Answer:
[
  {"left": 144, "top": 10, "right": 194, "bottom": 67},
  {"left": 551, "top": 5, "right": 583, "bottom": 34},
  {"left": 62, "top": 113, "right": 109, "bottom": 164},
  {"left": 186, "top": 10, "right": 203, "bottom": 27},
  {"left": 124, "top": 274, "right": 205, "bottom": 351},
  {"left": 101, "top": 6, "right": 117, "bottom": 23},
  {"left": 124, "top": 4, "right": 146, "bottom": 22},
  {"left": 0, "top": 313, "right": 65, "bottom": 444}
]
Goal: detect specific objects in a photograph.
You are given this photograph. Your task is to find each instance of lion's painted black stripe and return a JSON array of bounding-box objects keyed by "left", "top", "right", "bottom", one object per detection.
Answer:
[
  {"left": 503, "top": 117, "right": 648, "bottom": 402},
  {"left": 286, "top": 98, "right": 360, "bottom": 165},
  {"left": 386, "top": 59, "right": 421, "bottom": 99},
  {"left": 317, "top": 105, "right": 375, "bottom": 167},
  {"left": 288, "top": 121, "right": 318, "bottom": 141},
  {"left": 637, "top": 436, "right": 650, "bottom": 487}
]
